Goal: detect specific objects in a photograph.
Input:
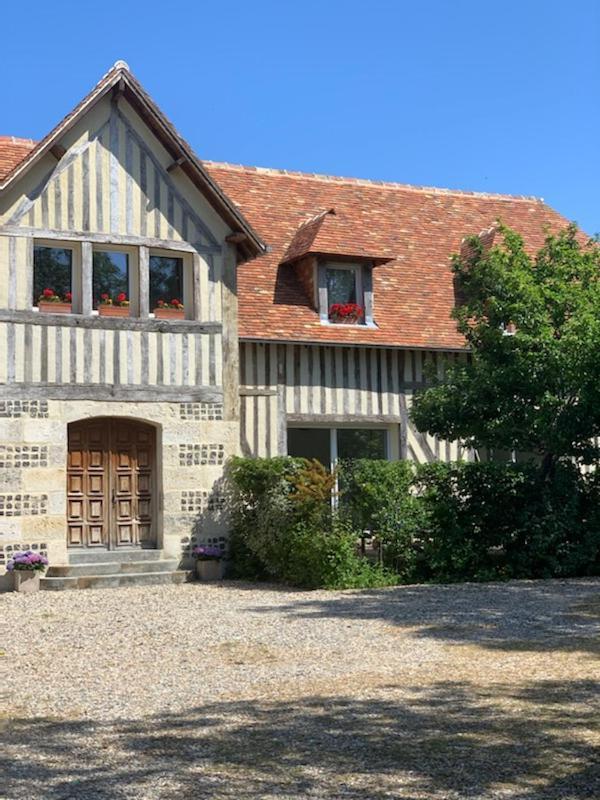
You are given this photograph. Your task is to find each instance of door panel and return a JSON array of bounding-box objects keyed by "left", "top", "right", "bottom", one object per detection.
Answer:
[{"left": 67, "top": 419, "right": 156, "bottom": 549}]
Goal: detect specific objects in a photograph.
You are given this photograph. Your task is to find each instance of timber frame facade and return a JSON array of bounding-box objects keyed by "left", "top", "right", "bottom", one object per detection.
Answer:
[{"left": 0, "top": 62, "right": 574, "bottom": 579}]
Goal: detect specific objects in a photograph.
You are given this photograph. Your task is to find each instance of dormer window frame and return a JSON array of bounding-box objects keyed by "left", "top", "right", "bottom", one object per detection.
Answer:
[{"left": 317, "top": 259, "right": 375, "bottom": 327}]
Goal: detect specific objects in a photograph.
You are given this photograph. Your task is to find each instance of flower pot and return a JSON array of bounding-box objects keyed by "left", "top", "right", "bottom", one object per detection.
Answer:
[
  {"left": 38, "top": 302, "right": 72, "bottom": 315},
  {"left": 195, "top": 559, "right": 224, "bottom": 581},
  {"left": 330, "top": 315, "right": 361, "bottom": 325},
  {"left": 153, "top": 308, "right": 185, "bottom": 320},
  {"left": 98, "top": 305, "right": 130, "bottom": 318},
  {"left": 13, "top": 570, "right": 41, "bottom": 593}
]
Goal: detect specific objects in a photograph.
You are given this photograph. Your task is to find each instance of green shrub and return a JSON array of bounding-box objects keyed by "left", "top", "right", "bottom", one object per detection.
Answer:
[
  {"left": 226, "top": 455, "right": 600, "bottom": 588},
  {"left": 281, "top": 521, "right": 397, "bottom": 590},
  {"left": 226, "top": 456, "right": 303, "bottom": 580},
  {"left": 338, "top": 459, "right": 424, "bottom": 580},
  {"left": 226, "top": 456, "right": 396, "bottom": 589},
  {"left": 415, "top": 460, "right": 600, "bottom": 582}
]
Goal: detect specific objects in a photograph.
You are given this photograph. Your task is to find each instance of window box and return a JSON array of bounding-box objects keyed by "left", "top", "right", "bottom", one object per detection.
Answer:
[
  {"left": 329, "top": 303, "right": 364, "bottom": 324},
  {"left": 98, "top": 305, "right": 130, "bottom": 318},
  {"left": 38, "top": 301, "right": 72, "bottom": 315},
  {"left": 153, "top": 307, "right": 185, "bottom": 320}
]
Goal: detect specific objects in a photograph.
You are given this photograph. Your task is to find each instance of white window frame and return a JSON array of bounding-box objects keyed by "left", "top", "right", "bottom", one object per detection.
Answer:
[
  {"left": 326, "top": 262, "right": 362, "bottom": 308},
  {"left": 29, "top": 238, "right": 198, "bottom": 322},
  {"left": 91, "top": 244, "right": 139, "bottom": 317},
  {"left": 287, "top": 424, "right": 393, "bottom": 508},
  {"left": 32, "top": 239, "right": 81, "bottom": 313},
  {"left": 148, "top": 248, "right": 192, "bottom": 319},
  {"left": 317, "top": 261, "right": 375, "bottom": 327},
  {"left": 287, "top": 424, "right": 391, "bottom": 466}
]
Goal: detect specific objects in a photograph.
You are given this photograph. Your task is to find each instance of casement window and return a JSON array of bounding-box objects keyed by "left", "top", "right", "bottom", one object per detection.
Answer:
[
  {"left": 33, "top": 245, "right": 74, "bottom": 308},
  {"left": 92, "top": 248, "right": 135, "bottom": 313},
  {"left": 327, "top": 266, "right": 359, "bottom": 307},
  {"left": 318, "top": 262, "right": 374, "bottom": 326},
  {"left": 287, "top": 426, "right": 388, "bottom": 467},
  {"left": 31, "top": 240, "right": 194, "bottom": 319},
  {"left": 149, "top": 253, "right": 186, "bottom": 315}
]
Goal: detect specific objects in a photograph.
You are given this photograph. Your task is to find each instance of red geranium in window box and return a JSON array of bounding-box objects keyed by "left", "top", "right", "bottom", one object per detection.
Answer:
[
  {"left": 38, "top": 287, "right": 72, "bottom": 314},
  {"left": 328, "top": 303, "right": 364, "bottom": 324},
  {"left": 98, "top": 292, "right": 130, "bottom": 317},
  {"left": 153, "top": 298, "right": 185, "bottom": 320}
]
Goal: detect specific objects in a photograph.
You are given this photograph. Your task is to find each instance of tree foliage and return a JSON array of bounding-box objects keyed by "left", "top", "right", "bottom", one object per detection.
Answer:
[{"left": 411, "top": 224, "right": 600, "bottom": 473}]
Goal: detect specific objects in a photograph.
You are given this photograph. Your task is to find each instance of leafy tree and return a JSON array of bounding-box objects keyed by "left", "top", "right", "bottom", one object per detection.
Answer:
[{"left": 411, "top": 224, "right": 600, "bottom": 477}]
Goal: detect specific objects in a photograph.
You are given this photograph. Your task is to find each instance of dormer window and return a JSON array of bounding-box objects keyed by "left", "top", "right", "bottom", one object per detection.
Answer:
[{"left": 318, "top": 261, "right": 373, "bottom": 326}]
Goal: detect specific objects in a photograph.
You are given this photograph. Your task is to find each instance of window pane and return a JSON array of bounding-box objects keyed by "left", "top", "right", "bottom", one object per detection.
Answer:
[
  {"left": 327, "top": 268, "right": 356, "bottom": 305},
  {"left": 149, "top": 256, "right": 184, "bottom": 310},
  {"left": 93, "top": 251, "right": 129, "bottom": 308},
  {"left": 287, "top": 428, "right": 331, "bottom": 466},
  {"left": 33, "top": 247, "right": 72, "bottom": 305},
  {"left": 337, "top": 428, "right": 387, "bottom": 461}
]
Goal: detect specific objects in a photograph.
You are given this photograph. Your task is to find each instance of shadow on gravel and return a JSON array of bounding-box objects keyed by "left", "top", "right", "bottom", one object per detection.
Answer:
[
  {"left": 2, "top": 679, "right": 599, "bottom": 799},
  {"left": 241, "top": 578, "right": 600, "bottom": 656}
]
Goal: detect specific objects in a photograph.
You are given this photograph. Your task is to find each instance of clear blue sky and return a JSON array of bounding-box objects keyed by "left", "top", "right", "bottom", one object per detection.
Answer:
[{"left": 3, "top": 0, "right": 599, "bottom": 233}]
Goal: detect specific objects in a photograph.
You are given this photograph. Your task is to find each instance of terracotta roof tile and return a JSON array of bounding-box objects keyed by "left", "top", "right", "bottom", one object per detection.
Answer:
[
  {"left": 205, "top": 162, "right": 580, "bottom": 349},
  {"left": 0, "top": 136, "right": 36, "bottom": 181},
  {"left": 0, "top": 129, "right": 583, "bottom": 350}
]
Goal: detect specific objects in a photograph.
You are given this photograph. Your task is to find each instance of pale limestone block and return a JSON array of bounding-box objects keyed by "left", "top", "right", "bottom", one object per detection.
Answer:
[
  {"left": 47, "top": 492, "right": 67, "bottom": 515},
  {"left": 22, "top": 516, "right": 66, "bottom": 538},
  {"left": 0, "top": 518, "right": 22, "bottom": 538},
  {"left": 162, "top": 534, "right": 183, "bottom": 560},
  {"left": 48, "top": 444, "right": 67, "bottom": 467},
  {"left": 162, "top": 467, "right": 216, "bottom": 490},
  {"left": 0, "top": 469, "right": 22, "bottom": 492},
  {"left": 22, "top": 468, "right": 66, "bottom": 493},
  {"left": 0, "top": 421, "right": 25, "bottom": 442},
  {"left": 47, "top": 539, "right": 68, "bottom": 566},
  {"left": 22, "top": 420, "right": 66, "bottom": 444},
  {"left": 161, "top": 422, "right": 204, "bottom": 444}
]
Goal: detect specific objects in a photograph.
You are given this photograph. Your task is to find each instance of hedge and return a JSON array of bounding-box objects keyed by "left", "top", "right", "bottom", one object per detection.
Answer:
[{"left": 225, "top": 456, "right": 600, "bottom": 588}]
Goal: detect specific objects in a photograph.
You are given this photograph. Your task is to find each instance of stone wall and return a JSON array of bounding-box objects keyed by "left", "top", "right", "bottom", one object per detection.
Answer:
[{"left": 0, "top": 398, "right": 236, "bottom": 589}]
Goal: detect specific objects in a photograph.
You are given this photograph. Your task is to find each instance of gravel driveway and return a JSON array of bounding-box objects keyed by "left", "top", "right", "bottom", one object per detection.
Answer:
[{"left": 1, "top": 578, "right": 599, "bottom": 799}]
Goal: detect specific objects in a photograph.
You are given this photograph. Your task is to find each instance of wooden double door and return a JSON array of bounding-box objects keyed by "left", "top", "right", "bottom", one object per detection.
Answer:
[{"left": 67, "top": 418, "right": 156, "bottom": 549}]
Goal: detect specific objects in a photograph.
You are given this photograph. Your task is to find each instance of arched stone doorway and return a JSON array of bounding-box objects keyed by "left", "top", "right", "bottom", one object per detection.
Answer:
[{"left": 67, "top": 418, "right": 157, "bottom": 550}]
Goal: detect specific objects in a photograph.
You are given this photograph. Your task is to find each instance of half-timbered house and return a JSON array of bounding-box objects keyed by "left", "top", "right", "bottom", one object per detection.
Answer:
[{"left": 0, "top": 62, "right": 573, "bottom": 588}]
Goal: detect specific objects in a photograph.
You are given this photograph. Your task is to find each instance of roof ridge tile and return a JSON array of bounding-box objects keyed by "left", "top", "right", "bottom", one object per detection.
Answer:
[
  {"left": 0, "top": 135, "right": 36, "bottom": 145},
  {"left": 203, "top": 160, "right": 545, "bottom": 203}
]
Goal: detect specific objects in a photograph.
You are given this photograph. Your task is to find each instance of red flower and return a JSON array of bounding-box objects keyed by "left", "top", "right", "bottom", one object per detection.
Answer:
[
  {"left": 328, "top": 302, "right": 364, "bottom": 320},
  {"left": 64, "top": 292, "right": 72, "bottom": 302},
  {"left": 117, "top": 292, "right": 127, "bottom": 303},
  {"left": 101, "top": 293, "right": 109, "bottom": 300},
  {"left": 157, "top": 299, "right": 165, "bottom": 307},
  {"left": 171, "top": 299, "right": 182, "bottom": 308},
  {"left": 42, "top": 288, "right": 54, "bottom": 298}
]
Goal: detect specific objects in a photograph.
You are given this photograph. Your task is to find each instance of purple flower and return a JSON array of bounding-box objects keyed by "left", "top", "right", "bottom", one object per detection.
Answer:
[
  {"left": 7, "top": 550, "right": 48, "bottom": 572},
  {"left": 192, "top": 545, "right": 222, "bottom": 560}
]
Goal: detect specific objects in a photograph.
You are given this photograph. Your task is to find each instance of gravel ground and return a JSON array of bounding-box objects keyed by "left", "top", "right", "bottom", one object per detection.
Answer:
[{"left": 1, "top": 578, "right": 599, "bottom": 799}]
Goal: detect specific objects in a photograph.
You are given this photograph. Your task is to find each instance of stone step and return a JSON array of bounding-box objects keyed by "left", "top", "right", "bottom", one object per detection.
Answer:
[
  {"left": 46, "top": 559, "right": 181, "bottom": 578},
  {"left": 40, "top": 569, "right": 191, "bottom": 591},
  {"left": 67, "top": 549, "right": 165, "bottom": 565}
]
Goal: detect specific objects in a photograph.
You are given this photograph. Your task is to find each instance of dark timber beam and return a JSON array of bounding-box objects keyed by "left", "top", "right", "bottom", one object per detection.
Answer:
[
  {"left": 167, "top": 156, "right": 186, "bottom": 173},
  {"left": 226, "top": 231, "right": 247, "bottom": 244},
  {"left": 50, "top": 144, "right": 66, "bottom": 160},
  {"left": 112, "top": 78, "right": 126, "bottom": 100}
]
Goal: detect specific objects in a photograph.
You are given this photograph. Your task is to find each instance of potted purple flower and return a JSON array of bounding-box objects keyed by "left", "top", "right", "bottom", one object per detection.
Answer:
[
  {"left": 192, "top": 544, "right": 224, "bottom": 581},
  {"left": 7, "top": 550, "right": 48, "bottom": 593}
]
